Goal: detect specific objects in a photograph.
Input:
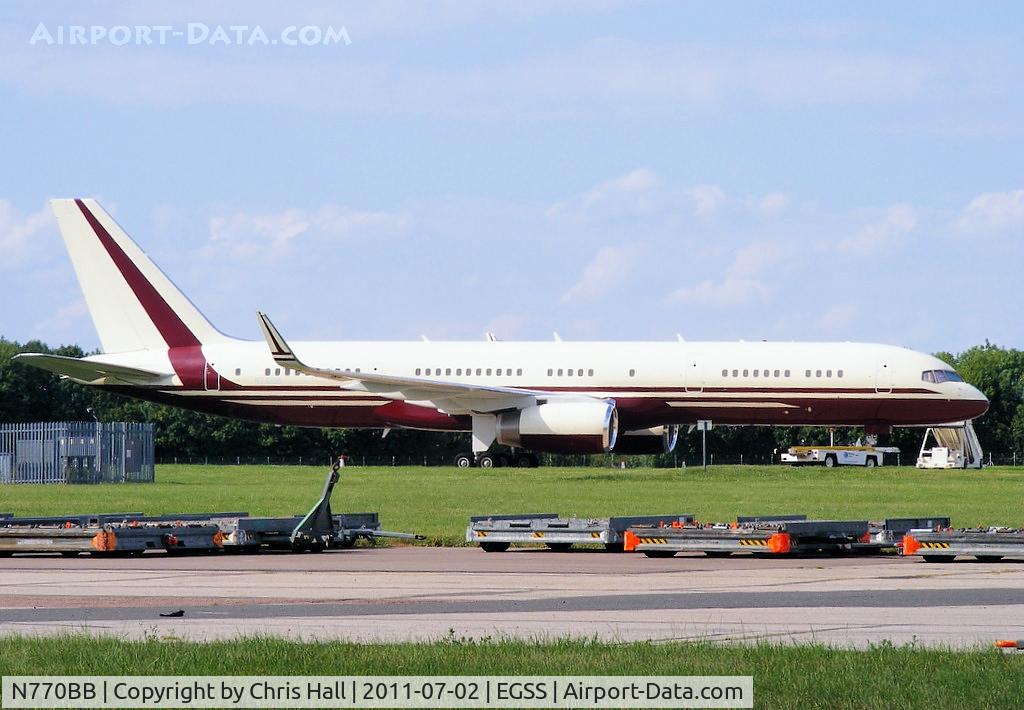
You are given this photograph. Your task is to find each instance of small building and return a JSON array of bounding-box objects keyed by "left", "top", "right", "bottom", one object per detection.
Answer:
[{"left": 0, "top": 422, "right": 155, "bottom": 484}]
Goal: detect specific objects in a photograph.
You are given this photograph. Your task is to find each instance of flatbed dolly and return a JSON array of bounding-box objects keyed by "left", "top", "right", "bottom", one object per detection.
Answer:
[
  {"left": 466, "top": 513, "right": 695, "bottom": 552},
  {"left": 625, "top": 515, "right": 950, "bottom": 558},
  {"left": 903, "top": 527, "right": 1024, "bottom": 562},
  {"left": 0, "top": 464, "right": 422, "bottom": 556}
]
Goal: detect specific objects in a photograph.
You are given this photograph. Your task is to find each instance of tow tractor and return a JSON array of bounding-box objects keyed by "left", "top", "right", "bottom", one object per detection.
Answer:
[{"left": 781, "top": 444, "right": 898, "bottom": 468}]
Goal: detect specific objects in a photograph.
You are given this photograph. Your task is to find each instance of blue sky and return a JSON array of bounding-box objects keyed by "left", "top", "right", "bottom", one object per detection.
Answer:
[{"left": 1, "top": 1, "right": 1021, "bottom": 353}]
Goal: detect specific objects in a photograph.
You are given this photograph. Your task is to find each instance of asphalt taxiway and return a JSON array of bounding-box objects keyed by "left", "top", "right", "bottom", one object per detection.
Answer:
[{"left": 2, "top": 547, "right": 1023, "bottom": 648}]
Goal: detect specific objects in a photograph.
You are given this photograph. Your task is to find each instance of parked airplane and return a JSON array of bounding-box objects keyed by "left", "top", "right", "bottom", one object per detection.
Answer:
[{"left": 15, "top": 199, "right": 989, "bottom": 467}]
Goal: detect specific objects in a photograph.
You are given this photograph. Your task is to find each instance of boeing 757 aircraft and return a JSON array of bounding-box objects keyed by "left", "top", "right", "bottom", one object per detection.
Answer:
[{"left": 15, "top": 199, "right": 988, "bottom": 467}]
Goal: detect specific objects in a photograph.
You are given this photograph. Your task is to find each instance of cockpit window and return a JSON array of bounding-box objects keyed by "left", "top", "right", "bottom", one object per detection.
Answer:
[{"left": 922, "top": 369, "right": 965, "bottom": 384}]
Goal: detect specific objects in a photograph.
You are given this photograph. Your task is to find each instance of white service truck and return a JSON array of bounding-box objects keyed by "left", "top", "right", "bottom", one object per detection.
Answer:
[{"left": 781, "top": 445, "right": 894, "bottom": 468}]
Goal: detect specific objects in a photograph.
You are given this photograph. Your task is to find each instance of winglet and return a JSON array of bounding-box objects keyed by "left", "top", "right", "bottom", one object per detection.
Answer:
[{"left": 256, "top": 312, "right": 299, "bottom": 367}]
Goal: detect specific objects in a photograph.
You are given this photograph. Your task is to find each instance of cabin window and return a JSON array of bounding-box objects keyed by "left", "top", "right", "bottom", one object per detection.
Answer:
[
  {"left": 274, "top": 368, "right": 280, "bottom": 376},
  {"left": 838, "top": 369, "right": 844, "bottom": 378},
  {"left": 415, "top": 368, "right": 421, "bottom": 375},
  {"left": 456, "top": 368, "right": 462, "bottom": 376},
  {"left": 265, "top": 368, "right": 270, "bottom": 376},
  {"left": 588, "top": 369, "right": 594, "bottom": 376},
  {"left": 557, "top": 368, "right": 564, "bottom": 376},
  {"left": 547, "top": 368, "right": 553, "bottom": 376},
  {"left": 805, "top": 369, "right": 811, "bottom": 377},
  {"left": 732, "top": 369, "right": 738, "bottom": 377},
  {"left": 517, "top": 368, "right": 523, "bottom": 376},
  {"left": 722, "top": 369, "right": 728, "bottom": 377},
  {"left": 774, "top": 369, "right": 780, "bottom": 377},
  {"left": 784, "top": 369, "right": 791, "bottom": 377},
  {"left": 743, "top": 369, "right": 749, "bottom": 377},
  {"left": 567, "top": 369, "right": 573, "bottom": 377},
  {"left": 628, "top": 369, "right": 635, "bottom": 377},
  {"left": 816, "top": 369, "right": 822, "bottom": 377},
  {"left": 753, "top": 369, "right": 759, "bottom": 377},
  {"left": 826, "top": 369, "right": 832, "bottom": 378},
  {"left": 234, "top": 368, "right": 241, "bottom": 376}
]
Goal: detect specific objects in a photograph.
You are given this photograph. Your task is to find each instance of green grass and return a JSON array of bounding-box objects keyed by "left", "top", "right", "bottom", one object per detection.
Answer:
[
  {"left": 1, "top": 636, "right": 1022, "bottom": 709},
  {"left": 2, "top": 465, "right": 1023, "bottom": 545}
]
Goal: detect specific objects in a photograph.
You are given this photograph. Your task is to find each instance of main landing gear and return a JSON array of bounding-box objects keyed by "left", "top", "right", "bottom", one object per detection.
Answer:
[{"left": 453, "top": 451, "right": 540, "bottom": 468}]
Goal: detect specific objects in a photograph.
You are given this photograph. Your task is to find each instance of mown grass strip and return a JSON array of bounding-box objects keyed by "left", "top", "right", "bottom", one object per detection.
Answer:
[{"left": 0, "top": 636, "right": 1022, "bottom": 709}]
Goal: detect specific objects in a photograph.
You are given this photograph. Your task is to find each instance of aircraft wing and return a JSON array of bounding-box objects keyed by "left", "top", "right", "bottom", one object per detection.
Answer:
[
  {"left": 256, "top": 312, "right": 588, "bottom": 414},
  {"left": 13, "top": 353, "right": 170, "bottom": 385}
]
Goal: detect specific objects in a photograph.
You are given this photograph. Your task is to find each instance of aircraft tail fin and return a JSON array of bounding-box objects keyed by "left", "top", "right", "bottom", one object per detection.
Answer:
[{"left": 50, "top": 199, "right": 233, "bottom": 353}]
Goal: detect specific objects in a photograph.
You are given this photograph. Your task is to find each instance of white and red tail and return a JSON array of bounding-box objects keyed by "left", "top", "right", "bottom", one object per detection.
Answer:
[{"left": 51, "top": 199, "right": 233, "bottom": 353}]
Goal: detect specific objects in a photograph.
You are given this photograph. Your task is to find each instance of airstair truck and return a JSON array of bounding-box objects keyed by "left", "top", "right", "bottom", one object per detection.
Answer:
[{"left": 917, "top": 421, "right": 984, "bottom": 469}]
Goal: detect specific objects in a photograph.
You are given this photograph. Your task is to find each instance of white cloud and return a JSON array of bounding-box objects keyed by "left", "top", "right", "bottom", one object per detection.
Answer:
[
  {"left": 206, "top": 204, "right": 408, "bottom": 260},
  {"left": 817, "top": 303, "right": 860, "bottom": 332},
  {"left": 667, "top": 241, "right": 787, "bottom": 307},
  {"left": 30, "top": 299, "right": 88, "bottom": 339},
  {"left": 561, "top": 245, "right": 636, "bottom": 304},
  {"left": 835, "top": 204, "right": 918, "bottom": 253},
  {"left": 752, "top": 192, "right": 789, "bottom": 216},
  {"left": 956, "top": 189, "right": 1024, "bottom": 233},
  {"left": 668, "top": 277, "right": 770, "bottom": 307},
  {"left": 0, "top": 200, "right": 54, "bottom": 271},
  {"left": 548, "top": 168, "right": 660, "bottom": 222},
  {"left": 686, "top": 185, "right": 726, "bottom": 217}
]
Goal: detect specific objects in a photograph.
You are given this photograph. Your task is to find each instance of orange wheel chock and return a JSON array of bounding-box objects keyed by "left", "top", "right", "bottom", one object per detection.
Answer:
[
  {"left": 623, "top": 530, "right": 639, "bottom": 553},
  {"left": 995, "top": 640, "right": 1022, "bottom": 649},
  {"left": 767, "top": 532, "right": 791, "bottom": 554},
  {"left": 91, "top": 530, "right": 116, "bottom": 552},
  {"left": 902, "top": 535, "right": 921, "bottom": 556}
]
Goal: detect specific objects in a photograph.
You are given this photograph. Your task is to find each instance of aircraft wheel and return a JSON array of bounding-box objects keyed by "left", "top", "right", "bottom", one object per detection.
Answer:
[
  {"left": 454, "top": 453, "right": 475, "bottom": 468},
  {"left": 477, "top": 453, "right": 498, "bottom": 468},
  {"left": 514, "top": 453, "right": 535, "bottom": 468}
]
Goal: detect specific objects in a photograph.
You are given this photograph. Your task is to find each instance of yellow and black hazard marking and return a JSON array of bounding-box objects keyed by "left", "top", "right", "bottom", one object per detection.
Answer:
[
  {"left": 476, "top": 531, "right": 488, "bottom": 538},
  {"left": 591, "top": 532, "right": 601, "bottom": 539},
  {"left": 739, "top": 539, "right": 769, "bottom": 547},
  {"left": 919, "top": 541, "right": 951, "bottom": 549},
  {"left": 638, "top": 537, "right": 668, "bottom": 545},
  {"left": 532, "top": 531, "right": 545, "bottom": 538}
]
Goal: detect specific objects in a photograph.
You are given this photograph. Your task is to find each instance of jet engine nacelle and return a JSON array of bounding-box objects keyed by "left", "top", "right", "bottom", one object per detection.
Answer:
[
  {"left": 497, "top": 401, "right": 618, "bottom": 454},
  {"left": 613, "top": 425, "right": 679, "bottom": 455}
]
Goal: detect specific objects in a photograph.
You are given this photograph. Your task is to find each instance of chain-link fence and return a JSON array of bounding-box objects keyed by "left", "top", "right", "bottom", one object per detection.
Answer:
[{"left": 0, "top": 421, "right": 155, "bottom": 483}]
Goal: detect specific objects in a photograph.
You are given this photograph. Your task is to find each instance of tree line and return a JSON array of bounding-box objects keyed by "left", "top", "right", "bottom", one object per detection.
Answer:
[{"left": 1, "top": 337, "right": 1021, "bottom": 465}]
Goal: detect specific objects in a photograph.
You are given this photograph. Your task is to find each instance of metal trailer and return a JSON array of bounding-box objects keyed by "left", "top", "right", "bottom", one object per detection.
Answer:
[
  {"left": 0, "top": 465, "right": 422, "bottom": 556},
  {"left": 466, "top": 513, "right": 696, "bottom": 552},
  {"left": 903, "top": 527, "right": 1024, "bottom": 562},
  {"left": 624, "top": 515, "right": 919, "bottom": 558}
]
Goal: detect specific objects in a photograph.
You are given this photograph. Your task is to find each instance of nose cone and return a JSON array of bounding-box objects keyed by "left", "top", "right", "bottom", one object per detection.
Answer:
[{"left": 961, "top": 384, "right": 989, "bottom": 420}]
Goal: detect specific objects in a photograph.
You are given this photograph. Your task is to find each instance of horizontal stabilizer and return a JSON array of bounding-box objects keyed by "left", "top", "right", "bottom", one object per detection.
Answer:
[{"left": 13, "top": 353, "right": 169, "bottom": 384}]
